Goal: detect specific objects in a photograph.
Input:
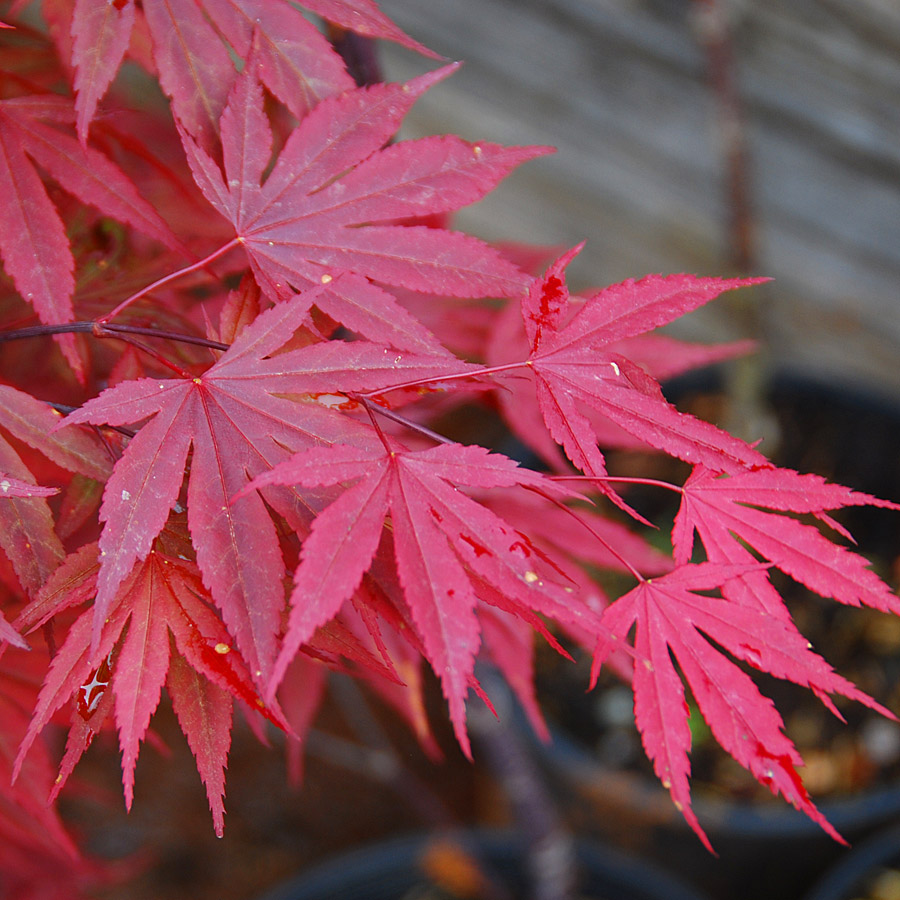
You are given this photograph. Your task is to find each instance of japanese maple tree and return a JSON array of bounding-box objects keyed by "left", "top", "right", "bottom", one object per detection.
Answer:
[{"left": 0, "top": 0, "right": 897, "bottom": 890}]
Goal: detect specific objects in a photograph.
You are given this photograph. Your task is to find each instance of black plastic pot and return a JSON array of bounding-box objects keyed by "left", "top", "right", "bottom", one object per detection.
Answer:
[
  {"left": 804, "top": 822, "right": 900, "bottom": 900},
  {"left": 254, "top": 828, "right": 713, "bottom": 900},
  {"left": 537, "top": 726, "right": 900, "bottom": 900}
]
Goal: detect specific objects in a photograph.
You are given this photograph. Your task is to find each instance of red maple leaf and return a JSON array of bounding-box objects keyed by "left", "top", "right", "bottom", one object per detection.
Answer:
[
  {"left": 589, "top": 562, "right": 893, "bottom": 851},
  {"left": 68, "top": 0, "right": 434, "bottom": 143},
  {"left": 0, "top": 96, "right": 178, "bottom": 342},
  {"left": 673, "top": 464, "right": 900, "bottom": 619},
  {"left": 56, "top": 287, "right": 472, "bottom": 685},
  {"left": 486, "top": 292, "right": 757, "bottom": 467},
  {"left": 178, "top": 62, "right": 548, "bottom": 349},
  {"left": 13, "top": 539, "right": 275, "bottom": 835},
  {"left": 238, "top": 442, "right": 600, "bottom": 753},
  {"left": 500, "top": 246, "right": 769, "bottom": 482}
]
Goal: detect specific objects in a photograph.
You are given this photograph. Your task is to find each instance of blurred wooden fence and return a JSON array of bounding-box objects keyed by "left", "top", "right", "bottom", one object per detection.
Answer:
[{"left": 379, "top": 0, "right": 900, "bottom": 401}]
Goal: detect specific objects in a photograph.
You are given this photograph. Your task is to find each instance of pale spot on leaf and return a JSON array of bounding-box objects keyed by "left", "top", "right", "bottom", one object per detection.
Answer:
[{"left": 315, "top": 393, "right": 349, "bottom": 408}]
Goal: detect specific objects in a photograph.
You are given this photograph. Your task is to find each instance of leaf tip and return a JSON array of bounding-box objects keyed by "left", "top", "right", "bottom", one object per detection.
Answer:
[{"left": 405, "top": 61, "right": 462, "bottom": 96}]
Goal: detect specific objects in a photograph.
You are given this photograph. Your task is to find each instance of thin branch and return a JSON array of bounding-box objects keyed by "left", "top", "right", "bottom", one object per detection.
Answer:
[
  {"left": 523, "top": 485, "right": 646, "bottom": 583},
  {"left": 355, "top": 395, "right": 457, "bottom": 447},
  {"left": 359, "top": 360, "right": 529, "bottom": 399},
  {"left": 0, "top": 322, "right": 95, "bottom": 344},
  {"left": 0, "top": 320, "right": 228, "bottom": 353},
  {"left": 98, "top": 322, "right": 229, "bottom": 352},
  {"left": 97, "top": 237, "right": 242, "bottom": 323},
  {"left": 98, "top": 332, "right": 193, "bottom": 378},
  {"left": 553, "top": 473, "right": 684, "bottom": 495}
]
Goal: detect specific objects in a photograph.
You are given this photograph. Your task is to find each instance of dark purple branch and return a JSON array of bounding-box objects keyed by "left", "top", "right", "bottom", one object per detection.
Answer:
[
  {"left": 0, "top": 320, "right": 229, "bottom": 352},
  {"left": 355, "top": 396, "right": 457, "bottom": 447}
]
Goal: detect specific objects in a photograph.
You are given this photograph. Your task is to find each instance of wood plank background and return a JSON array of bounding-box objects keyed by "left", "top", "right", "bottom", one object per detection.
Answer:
[{"left": 378, "top": 0, "right": 900, "bottom": 402}]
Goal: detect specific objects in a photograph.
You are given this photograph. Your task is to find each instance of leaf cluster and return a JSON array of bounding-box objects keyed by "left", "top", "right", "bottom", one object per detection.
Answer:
[{"left": 0, "top": 0, "right": 897, "bottom": 883}]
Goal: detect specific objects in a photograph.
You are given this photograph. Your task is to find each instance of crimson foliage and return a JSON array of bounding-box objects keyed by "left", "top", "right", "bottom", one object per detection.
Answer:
[{"left": 0, "top": 1, "right": 897, "bottom": 889}]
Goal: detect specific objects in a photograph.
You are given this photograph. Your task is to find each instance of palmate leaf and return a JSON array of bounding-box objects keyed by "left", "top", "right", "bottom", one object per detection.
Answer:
[
  {"left": 486, "top": 286, "right": 758, "bottom": 467},
  {"left": 0, "top": 96, "right": 179, "bottom": 363},
  {"left": 673, "top": 464, "right": 900, "bottom": 618},
  {"left": 511, "top": 248, "right": 769, "bottom": 479},
  {"left": 179, "top": 62, "right": 548, "bottom": 349},
  {"left": 238, "top": 442, "right": 595, "bottom": 753},
  {"left": 670, "top": 464, "right": 900, "bottom": 725},
  {"left": 71, "top": 0, "right": 135, "bottom": 143},
  {"left": 54, "top": 290, "right": 342, "bottom": 685},
  {"left": 589, "top": 563, "right": 887, "bottom": 851},
  {"left": 67, "top": 0, "right": 432, "bottom": 143},
  {"left": 56, "top": 287, "right": 471, "bottom": 686},
  {"left": 13, "top": 542, "right": 272, "bottom": 835}
]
